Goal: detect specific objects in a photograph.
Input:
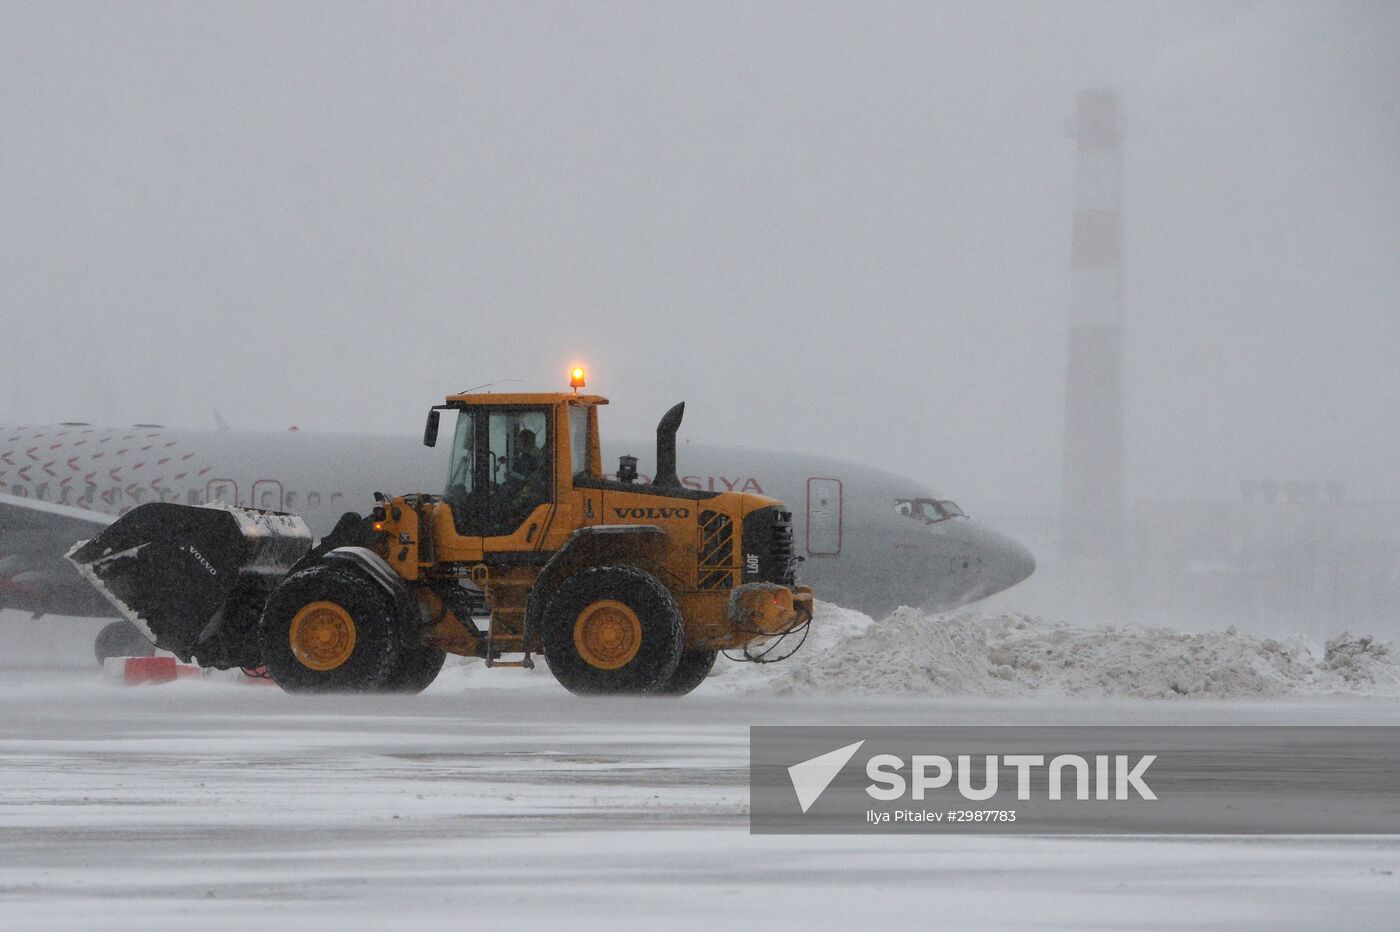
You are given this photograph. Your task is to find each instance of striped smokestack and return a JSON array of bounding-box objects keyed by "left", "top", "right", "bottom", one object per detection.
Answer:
[{"left": 1062, "top": 88, "right": 1126, "bottom": 612}]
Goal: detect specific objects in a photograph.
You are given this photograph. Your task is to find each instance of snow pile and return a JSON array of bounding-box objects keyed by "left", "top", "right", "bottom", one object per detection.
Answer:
[
  {"left": 1321, "top": 634, "right": 1396, "bottom": 687},
  {"left": 753, "top": 605, "right": 1400, "bottom": 699}
]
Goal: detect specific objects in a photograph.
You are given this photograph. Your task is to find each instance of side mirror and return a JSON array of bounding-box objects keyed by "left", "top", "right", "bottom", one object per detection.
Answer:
[{"left": 423, "top": 409, "right": 441, "bottom": 447}]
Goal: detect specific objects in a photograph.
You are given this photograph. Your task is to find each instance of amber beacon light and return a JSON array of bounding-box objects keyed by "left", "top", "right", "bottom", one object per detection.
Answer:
[{"left": 569, "top": 367, "right": 586, "bottom": 391}]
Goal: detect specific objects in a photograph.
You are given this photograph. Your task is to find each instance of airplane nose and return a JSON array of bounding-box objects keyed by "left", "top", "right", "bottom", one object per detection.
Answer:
[
  {"left": 979, "top": 527, "right": 1036, "bottom": 596},
  {"left": 1006, "top": 539, "right": 1036, "bottom": 585},
  {"left": 909, "top": 518, "right": 1037, "bottom": 610}
]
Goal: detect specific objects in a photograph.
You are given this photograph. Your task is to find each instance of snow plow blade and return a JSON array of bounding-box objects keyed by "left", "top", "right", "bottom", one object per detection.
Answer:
[{"left": 66, "top": 503, "right": 313, "bottom": 659}]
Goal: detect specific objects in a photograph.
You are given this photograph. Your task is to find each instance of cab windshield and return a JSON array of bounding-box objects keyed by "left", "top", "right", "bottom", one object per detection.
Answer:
[{"left": 894, "top": 497, "right": 965, "bottom": 523}]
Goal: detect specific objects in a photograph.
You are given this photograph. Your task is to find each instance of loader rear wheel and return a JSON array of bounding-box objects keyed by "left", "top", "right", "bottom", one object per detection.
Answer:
[
  {"left": 656, "top": 648, "right": 718, "bottom": 697},
  {"left": 542, "top": 566, "right": 684, "bottom": 695},
  {"left": 383, "top": 644, "right": 447, "bottom": 693},
  {"left": 258, "top": 566, "right": 402, "bottom": 693}
]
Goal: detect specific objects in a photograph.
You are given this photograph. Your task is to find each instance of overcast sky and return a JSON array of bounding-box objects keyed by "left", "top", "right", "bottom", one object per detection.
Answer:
[{"left": 2, "top": 1, "right": 1397, "bottom": 510}]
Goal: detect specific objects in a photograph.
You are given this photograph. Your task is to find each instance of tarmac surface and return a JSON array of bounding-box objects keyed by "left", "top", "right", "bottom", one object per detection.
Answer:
[{"left": 1, "top": 661, "right": 1398, "bottom": 930}]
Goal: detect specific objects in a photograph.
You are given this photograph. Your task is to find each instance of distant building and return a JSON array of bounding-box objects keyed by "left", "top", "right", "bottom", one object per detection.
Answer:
[
  {"left": 1062, "top": 87, "right": 1126, "bottom": 614},
  {"left": 1130, "top": 487, "right": 1400, "bottom": 634}
]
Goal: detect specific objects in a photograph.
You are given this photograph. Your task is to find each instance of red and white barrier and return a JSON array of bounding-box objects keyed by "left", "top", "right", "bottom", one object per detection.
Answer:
[
  {"left": 103, "top": 654, "right": 202, "bottom": 685},
  {"left": 102, "top": 655, "right": 276, "bottom": 686}
]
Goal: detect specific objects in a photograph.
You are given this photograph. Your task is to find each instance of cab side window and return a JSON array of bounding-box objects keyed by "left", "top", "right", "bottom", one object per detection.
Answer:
[
  {"left": 484, "top": 410, "right": 550, "bottom": 536},
  {"left": 568, "top": 405, "right": 588, "bottom": 477},
  {"left": 446, "top": 408, "right": 552, "bottom": 537}
]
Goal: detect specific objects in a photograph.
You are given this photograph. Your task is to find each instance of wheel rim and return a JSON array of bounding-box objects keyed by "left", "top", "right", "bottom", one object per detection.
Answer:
[
  {"left": 288, "top": 600, "right": 357, "bottom": 671},
  {"left": 573, "top": 599, "right": 642, "bottom": 670}
]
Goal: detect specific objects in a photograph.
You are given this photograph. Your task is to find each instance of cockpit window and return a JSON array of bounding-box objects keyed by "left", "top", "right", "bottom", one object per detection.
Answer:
[{"left": 894, "top": 497, "right": 964, "bottom": 523}]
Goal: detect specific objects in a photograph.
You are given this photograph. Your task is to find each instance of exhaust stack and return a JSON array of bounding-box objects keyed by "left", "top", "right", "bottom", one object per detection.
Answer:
[{"left": 654, "top": 402, "right": 685, "bottom": 489}]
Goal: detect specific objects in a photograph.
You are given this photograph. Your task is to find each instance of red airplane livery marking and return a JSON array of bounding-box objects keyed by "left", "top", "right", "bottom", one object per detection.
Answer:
[{"left": 681, "top": 475, "right": 765, "bottom": 494}]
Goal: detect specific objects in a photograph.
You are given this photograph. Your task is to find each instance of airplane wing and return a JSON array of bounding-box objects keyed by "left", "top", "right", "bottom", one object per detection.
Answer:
[
  {"left": 0, "top": 492, "right": 115, "bottom": 535},
  {"left": 0, "top": 493, "right": 115, "bottom": 617}
]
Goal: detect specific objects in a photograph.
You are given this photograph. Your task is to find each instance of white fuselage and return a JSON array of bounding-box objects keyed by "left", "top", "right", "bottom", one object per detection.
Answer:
[{"left": 0, "top": 421, "right": 1033, "bottom": 617}]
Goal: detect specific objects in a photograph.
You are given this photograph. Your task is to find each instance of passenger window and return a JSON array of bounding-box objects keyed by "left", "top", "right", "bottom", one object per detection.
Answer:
[
  {"left": 307, "top": 492, "right": 321, "bottom": 508},
  {"left": 285, "top": 491, "right": 298, "bottom": 511}
]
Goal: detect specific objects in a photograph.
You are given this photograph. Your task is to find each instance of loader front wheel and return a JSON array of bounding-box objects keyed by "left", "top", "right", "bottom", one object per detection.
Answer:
[
  {"left": 656, "top": 648, "right": 717, "bottom": 697},
  {"left": 258, "top": 566, "right": 402, "bottom": 692},
  {"left": 542, "top": 566, "right": 684, "bottom": 695}
]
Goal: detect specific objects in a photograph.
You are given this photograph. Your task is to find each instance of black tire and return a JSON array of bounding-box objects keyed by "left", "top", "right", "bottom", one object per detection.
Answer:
[
  {"left": 656, "top": 648, "right": 718, "bottom": 697},
  {"left": 257, "top": 565, "right": 402, "bottom": 693},
  {"left": 94, "top": 620, "right": 155, "bottom": 666},
  {"left": 541, "top": 566, "right": 684, "bottom": 695},
  {"left": 382, "top": 644, "right": 447, "bottom": 694}
]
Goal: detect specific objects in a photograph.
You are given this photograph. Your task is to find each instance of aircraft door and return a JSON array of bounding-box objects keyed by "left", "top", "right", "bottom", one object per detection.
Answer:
[
  {"left": 806, "top": 476, "right": 843, "bottom": 555},
  {"left": 252, "top": 479, "right": 283, "bottom": 511},
  {"left": 206, "top": 479, "right": 239, "bottom": 507}
]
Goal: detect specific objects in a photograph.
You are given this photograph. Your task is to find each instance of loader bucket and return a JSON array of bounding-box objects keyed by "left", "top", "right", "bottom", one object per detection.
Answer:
[{"left": 66, "top": 503, "right": 313, "bottom": 658}]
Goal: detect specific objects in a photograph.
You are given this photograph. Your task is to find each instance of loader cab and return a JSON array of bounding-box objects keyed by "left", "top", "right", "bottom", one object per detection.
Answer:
[
  {"left": 444, "top": 405, "right": 552, "bottom": 537},
  {"left": 437, "top": 393, "right": 607, "bottom": 550}
]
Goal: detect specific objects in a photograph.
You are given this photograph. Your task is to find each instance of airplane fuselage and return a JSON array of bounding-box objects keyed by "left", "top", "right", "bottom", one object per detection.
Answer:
[{"left": 0, "top": 420, "right": 1033, "bottom": 619}]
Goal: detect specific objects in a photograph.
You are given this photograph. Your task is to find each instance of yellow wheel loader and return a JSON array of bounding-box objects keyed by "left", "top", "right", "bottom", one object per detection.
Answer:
[{"left": 67, "top": 377, "right": 812, "bottom": 696}]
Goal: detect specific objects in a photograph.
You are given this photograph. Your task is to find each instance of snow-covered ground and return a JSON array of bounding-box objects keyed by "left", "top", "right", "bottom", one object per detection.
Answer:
[{"left": 1, "top": 605, "right": 1399, "bottom": 929}]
